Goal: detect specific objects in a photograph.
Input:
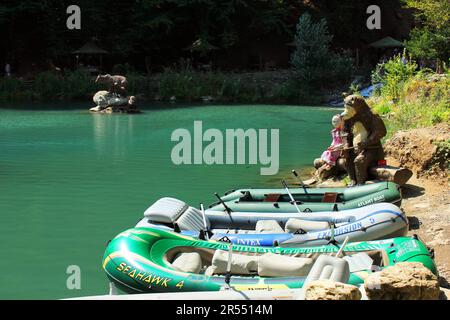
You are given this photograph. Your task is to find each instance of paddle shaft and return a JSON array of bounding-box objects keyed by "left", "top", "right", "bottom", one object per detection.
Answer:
[
  {"left": 336, "top": 236, "right": 349, "bottom": 258},
  {"left": 292, "top": 170, "right": 308, "bottom": 194},
  {"left": 214, "top": 192, "right": 232, "bottom": 214},
  {"left": 200, "top": 203, "right": 209, "bottom": 240},
  {"left": 281, "top": 180, "right": 302, "bottom": 214},
  {"left": 225, "top": 242, "right": 233, "bottom": 286}
]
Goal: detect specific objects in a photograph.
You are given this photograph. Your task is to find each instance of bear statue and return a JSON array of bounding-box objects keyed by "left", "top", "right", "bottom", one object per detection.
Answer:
[
  {"left": 341, "top": 94, "right": 387, "bottom": 186},
  {"left": 95, "top": 74, "right": 128, "bottom": 95}
]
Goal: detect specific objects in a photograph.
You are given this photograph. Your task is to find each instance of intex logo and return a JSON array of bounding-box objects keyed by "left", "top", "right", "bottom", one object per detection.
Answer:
[{"left": 171, "top": 121, "right": 280, "bottom": 175}]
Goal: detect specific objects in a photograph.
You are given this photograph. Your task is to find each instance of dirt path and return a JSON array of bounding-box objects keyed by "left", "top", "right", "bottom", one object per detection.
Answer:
[{"left": 388, "top": 156, "right": 450, "bottom": 288}]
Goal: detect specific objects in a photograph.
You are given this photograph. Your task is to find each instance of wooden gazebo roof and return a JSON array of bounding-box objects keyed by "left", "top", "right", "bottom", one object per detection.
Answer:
[
  {"left": 72, "top": 41, "right": 109, "bottom": 55},
  {"left": 368, "top": 36, "right": 404, "bottom": 48}
]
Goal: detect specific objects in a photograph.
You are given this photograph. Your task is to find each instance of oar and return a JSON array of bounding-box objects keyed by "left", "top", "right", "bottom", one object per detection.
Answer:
[
  {"left": 214, "top": 192, "right": 232, "bottom": 215},
  {"left": 200, "top": 203, "right": 209, "bottom": 240},
  {"left": 281, "top": 180, "right": 302, "bottom": 214},
  {"left": 214, "top": 192, "right": 237, "bottom": 228},
  {"left": 291, "top": 170, "right": 308, "bottom": 194},
  {"left": 225, "top": 241, "right": 233, "bottom": 288}
]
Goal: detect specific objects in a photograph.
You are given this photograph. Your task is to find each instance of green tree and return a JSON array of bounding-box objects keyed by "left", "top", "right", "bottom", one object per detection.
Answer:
[
  {"left": 290, "top": 13, "right": 354, "bottom": 91},
  {"left": 403, "top": 0, "right": 450, "bottom": 70}
]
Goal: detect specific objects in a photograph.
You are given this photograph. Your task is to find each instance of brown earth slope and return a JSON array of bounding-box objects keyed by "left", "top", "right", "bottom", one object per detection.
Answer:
[{"left": 384, "top": 124, "right": 449, "bottom": 288}]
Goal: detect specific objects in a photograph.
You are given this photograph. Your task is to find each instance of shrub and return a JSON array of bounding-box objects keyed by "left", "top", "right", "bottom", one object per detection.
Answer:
[
  {"left": 373, "top": 102, "right": 392, "bottom": 116},
  {"left": 34, "top": 71, "right": 65, "bottom": 99},
  {"left": 125, "top": 72, "right": 148, "bottom": 96},
  {"left": 0, "top": 77, "right": 29, "bottom": 100},
  {"left": 64, "top": 69, "right": 97, "bottom": 100},
  {"left": 369, "top": 54, "right": 449, "bottom": 137},
  {"left": 372, "top": 53, "right": 417, "bottom": 100}
]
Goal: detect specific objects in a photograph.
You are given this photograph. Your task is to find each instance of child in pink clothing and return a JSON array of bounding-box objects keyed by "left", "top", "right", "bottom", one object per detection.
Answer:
[{"left": 320, "top": 114, "right": 343, "bottom": 168}]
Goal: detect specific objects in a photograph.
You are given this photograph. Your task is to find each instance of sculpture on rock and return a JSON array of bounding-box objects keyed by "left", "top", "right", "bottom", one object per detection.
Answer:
[
  {"left": 340, "top": 94, "right": 386, "bottom": 186},
  {"left": 90, "top": 74, "right": 139, "bottom": 113}
]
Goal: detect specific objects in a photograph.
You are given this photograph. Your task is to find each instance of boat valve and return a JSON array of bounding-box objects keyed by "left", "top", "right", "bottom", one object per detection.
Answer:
[{"left": 427, "top": 247, "right": 435, "bottom": 259}]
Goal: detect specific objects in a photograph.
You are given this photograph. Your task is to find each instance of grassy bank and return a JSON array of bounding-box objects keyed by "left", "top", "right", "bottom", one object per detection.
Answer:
[
  {"left": 0, "top": 68, "right": 329, "bottom": 105},
  {"left": 367, "top": 55, "right": 449, "bottom": 138}
]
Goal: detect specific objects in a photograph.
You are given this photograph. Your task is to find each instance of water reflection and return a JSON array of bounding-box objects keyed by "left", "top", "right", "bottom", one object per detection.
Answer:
[{"left": 92, "top": 114, "right": 135, "bottom": 162}]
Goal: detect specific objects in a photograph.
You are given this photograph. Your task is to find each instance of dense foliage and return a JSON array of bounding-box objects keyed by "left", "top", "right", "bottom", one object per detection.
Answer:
[
  {"left": 0, "top": 67, "right": 308, "bottom": 104},
  {"left": 0, "top": 0, "right": 391, "bottom": 73},
  {"left": 369, "top": 54, "right": 449, "bottom": 136},
  {"left": 371, "top": 52, "right": 417, "bottom": 100},
  {"left": 403, "top": 0, "right": 450, "bottom": 67},
  {"left": 0, "top": 0, "right": 297, "bottom": 71}
]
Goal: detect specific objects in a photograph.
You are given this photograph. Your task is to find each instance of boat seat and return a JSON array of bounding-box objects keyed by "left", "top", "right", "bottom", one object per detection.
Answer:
[
  {"left": 255, "top": 220, "right": 284, "bottom": 233},
  {"left": 209, "top": 250, "right": 258, "bottom": 275},
  {"left": 171, "top": 252, "right": 202, "bottom": 273},
  {"left": 258, "top": 253, "right": 313, "bottom": 277},
  {"left": 144, "top": 197, "right": 188, "bottom": 224},
  {"left": 284, "top": 218, "right": 329, "bottom": 233},
  {"left": 175, "top": 206, "right": 210, "bottom": 231},
  {"left": 322, "top": 192, "right": 338, "bottom": 203},
  {"left": 303, "top": 255, "right": 350, "bottom": 286},
  {"left": 343, "top": 253, "right": 374, "bottom": 272},
  {"left": 263, "top": 193, "right": 281, "bottom": 202}
]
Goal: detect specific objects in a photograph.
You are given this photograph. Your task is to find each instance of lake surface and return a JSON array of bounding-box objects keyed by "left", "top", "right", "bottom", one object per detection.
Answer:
[{"left": 0, "top": 103, "right": 340, "bottom": 299}]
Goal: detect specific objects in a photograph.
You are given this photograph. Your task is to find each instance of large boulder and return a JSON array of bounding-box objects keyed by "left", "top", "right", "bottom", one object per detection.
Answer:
[
  {"left": 304, "top": 280, "right": 362, "bottom": 300},
  {"left": 364, "top": 262, "right": 440, "bottom": 300},
  {"left": 92, "top": 90, "right": 129, "bottom": 108}
]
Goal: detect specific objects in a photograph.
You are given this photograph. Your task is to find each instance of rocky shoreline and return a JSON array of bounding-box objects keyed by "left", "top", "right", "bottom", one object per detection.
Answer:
[
  {"left": 383, "top": 124, "right": 450, "bottom": 290},
  {"left": 283, "top": 123, "right": 450, "bottom": 299}
]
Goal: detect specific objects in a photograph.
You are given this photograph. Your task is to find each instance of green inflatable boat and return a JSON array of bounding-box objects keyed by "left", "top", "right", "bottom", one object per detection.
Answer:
[
  {"left": 102, "top": 228, "right": 435, "bottom": 294},
  {"left": 209, "top": 181, "right": 401, "bottom": 213}
]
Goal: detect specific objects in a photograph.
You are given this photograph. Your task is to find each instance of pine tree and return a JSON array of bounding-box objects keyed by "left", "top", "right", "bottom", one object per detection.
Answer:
[{"left": 290, "top": 13, "right": 354, "bottom": 91}]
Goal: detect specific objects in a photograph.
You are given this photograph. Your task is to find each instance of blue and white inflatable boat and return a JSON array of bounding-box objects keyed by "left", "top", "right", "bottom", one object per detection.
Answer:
[{"left": 135, "top": 197, "right": 408, "bottom": 247}]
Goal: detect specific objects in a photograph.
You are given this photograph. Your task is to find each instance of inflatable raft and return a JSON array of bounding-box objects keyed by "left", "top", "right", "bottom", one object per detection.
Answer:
[
  {"left": 102, "top": 228, "right": 436, "bottom": 294},
  {"left": 136, "top": 198, "right": 408, "bottom": 247},
  {"left": 209, "top": 181, "right": 401, "bottom": 213}
]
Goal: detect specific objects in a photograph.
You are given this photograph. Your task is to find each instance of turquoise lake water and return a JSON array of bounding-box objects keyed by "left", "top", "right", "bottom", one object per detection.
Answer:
[{"left": 0, "top": 103, "right": 340, "bottom": 299}]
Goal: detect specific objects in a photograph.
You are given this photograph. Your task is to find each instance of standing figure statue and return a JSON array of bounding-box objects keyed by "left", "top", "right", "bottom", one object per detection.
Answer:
[
  {"left": 95, "top": 74, "right": 128, "bottom": 96},
  {"left": 341, "top": 94, "right": 387, "bottom": 186},
  {"left": 5, "top": 63, "right": 11, "bottom": 77}
]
